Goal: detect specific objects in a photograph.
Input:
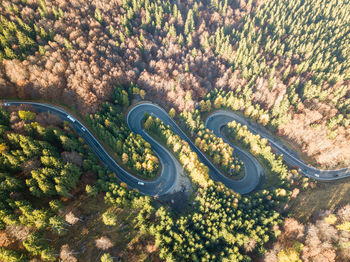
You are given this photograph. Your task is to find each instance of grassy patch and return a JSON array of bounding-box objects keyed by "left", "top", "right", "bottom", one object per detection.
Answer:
[{"left": 289, "top": 178, "right": 350, "bottom": 223}]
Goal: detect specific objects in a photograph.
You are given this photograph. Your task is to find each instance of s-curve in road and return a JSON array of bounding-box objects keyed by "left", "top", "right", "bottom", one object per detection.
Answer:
[
  {"left": 3, "top": 101, "right": 177, "bottom": 196},
  {"left": 128, "top": 103, "right": 263, "bottom": 194},
  {"left": 6, "top": 101, "right": 345, "bottom": 197},
  {"left": 206, "top": 111, "right": 350, "bottom": 181}
]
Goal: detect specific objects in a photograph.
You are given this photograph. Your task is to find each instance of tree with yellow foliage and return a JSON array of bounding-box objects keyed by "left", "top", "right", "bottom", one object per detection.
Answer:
[
  {"left": 169, "top": 108, "right": 176, "bottom": 118},
  {"left": 18, "top": 110, "right": 36, "bottom": 122},
  {"left": 0, "top": 143, "right": 8, "bottom": 154},
  {"left": 140, "top": 89, "right": 146, "bottom": 99}
]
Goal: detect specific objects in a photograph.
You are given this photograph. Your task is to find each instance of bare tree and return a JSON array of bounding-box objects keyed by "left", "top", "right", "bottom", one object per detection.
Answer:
[
  {"left": 6, "top": 225, "right": 31, "bottom": 242},
  {"left": 65, "top": 211, "right": 80, "bottom": 225},
  {"left": 282, "top": 218, "right": 305, "bottom": 242},
  {"left": 22, "top": 158, "right": 41, "bottom": 176},
  {"left": 60, "top": 244, "right": 78, "bottom": 262},
  {"left": 337, "top": 204, "right": 350, "bottom": 222},
  {"left": 95, "top": 237, "right": 114, "bottom": 262},
  {"left": 95, "top": 237, "right": 113, "bottom": 251},
  {"left": 61, "top": 151, "right": 83, "bottom": 167}
]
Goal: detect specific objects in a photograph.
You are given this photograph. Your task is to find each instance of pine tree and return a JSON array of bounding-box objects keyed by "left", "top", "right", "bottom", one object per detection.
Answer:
[
  {"left": 102, "top": 211, "right": 117, "bottom": 226},
  {"left": 169, "top": 108, "right": 176, "bottom": 118}
]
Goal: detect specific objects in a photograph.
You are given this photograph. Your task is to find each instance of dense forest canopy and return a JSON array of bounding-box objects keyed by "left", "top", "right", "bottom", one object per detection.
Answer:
[
  {"left": 0, "top": 100, "right": 347, "bottom": 261},
  {"left": 0, "top": 104, "right": 109, "bottom": 260},
  {"left": 179, "top": 109, "right": 244, "bottom": 178},
  {"left": 0, "top": 104, "right": 156, "bottom": 261},
  {"left": 0, "top": 0, "right": 350, "bottom": 260},
  {"left": 0, "top": 0, "right": 349, "bottom": 167},
  {"left": 143, "top": 113, "right": 297, "bottom": 261},
  {"left": 265, "top": 208, "right": 350, "bottom": 261},
  {"left": 87, "top": 85, "right": 160, "bottom": 179}
]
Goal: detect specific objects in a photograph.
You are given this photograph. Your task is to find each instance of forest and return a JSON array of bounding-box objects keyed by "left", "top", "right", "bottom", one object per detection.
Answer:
[
  {"left": 0, "top": 99, "right": 348, "bottom": 261},
  {"left": 143, "top": 113, "right": 289, "bottom": 260},
  {"left": 265, "top": 208, "right": 350, "bottom": 262},
  {"left": 86, "top": 85, "right": 160, "bottom": 179},
  {"left": 0, "top": 0, "right": 350, "bottom": 261},
  {"left": 0, "top": 103, "right": 160, "bottom": 261},
  {"left": 0, "top": 0, "right": 349, "bottom": 168},
  {"left": 0, "top": 104, "right": 112, "bottom": 260},
  {"left": 179, "top": 108, "right": 244, "bottom": 178}
]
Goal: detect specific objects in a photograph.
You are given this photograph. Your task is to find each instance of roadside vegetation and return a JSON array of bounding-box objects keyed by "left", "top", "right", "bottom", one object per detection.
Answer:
[
  {"left": 86, "top": 85, "right": 160, "bottom": 180},
  {"left": 143, "top": 114, "right": 303, "bottom": 261},
  {"left": 224, "top": 120, "right": 300, "bottom": 189},
  {"left": 222, "top": 117, "right": 350, "bottom": 261},
  {"left": 179, "top": 108, "right": 244, "bottom": 179},
  {"left": 0, "top": 103, "right": 159, "bottom": 261},
  {"left": 0, "top": 97, "right": 345, "bottom": 261},
  {"left": 0, "top": 104, "right": 110, "bottom": 260}
]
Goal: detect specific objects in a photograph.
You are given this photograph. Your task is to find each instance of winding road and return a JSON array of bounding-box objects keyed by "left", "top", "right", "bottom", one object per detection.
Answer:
[
  {"left": 3, "top": 101, "right": 349, "bottom": 196},
  {"left": 128, "top": 103, "right": 264, "bottom": 194},
  {"left": 207, "top": 111, "right": 350, "bottom": 181}
]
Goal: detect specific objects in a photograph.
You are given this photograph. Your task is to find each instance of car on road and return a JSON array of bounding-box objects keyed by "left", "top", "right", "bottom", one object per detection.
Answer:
[
  {"left": 333, "top": 174, "right": 339, "bottom": 178},
  {"left": 81, "top": 126, "right": 86, "bottom": 132},
  {"left": 67, "top": 115, "right": 76, "bottom": 122},
  {"left": 315, "top": 173, "right": 320, "bottom": 178},
  {"left": 138, "top": 181, "right": 145, "bottom": 185},
  {"left": 3, "top": 103, "right": 9, "bottom": 106}
]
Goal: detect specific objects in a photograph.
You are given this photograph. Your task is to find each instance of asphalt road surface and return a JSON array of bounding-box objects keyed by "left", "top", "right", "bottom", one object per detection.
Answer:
[
  {"left": 4, "top": 101, "right": 349, "bottom": 196},
  {"left": 128, "top": 103, "right": 263, "bottom": 194}
]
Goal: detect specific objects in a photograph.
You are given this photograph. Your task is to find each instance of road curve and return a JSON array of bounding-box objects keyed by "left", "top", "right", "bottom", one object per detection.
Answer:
[
  {"left": 128, "top": 103, "right": 263, "bottom": 194},
  {"left": 4, "top": 101, "right": 177, "bottom": 196},
  {"left": 4, "top": 101, "right": 262, "bottom": 195},
  {"left": 4, "top": 101, "right": 349, "bottom": 197},
  {"left": 207, "top": 111, "right": 350, "bottom": 181}
]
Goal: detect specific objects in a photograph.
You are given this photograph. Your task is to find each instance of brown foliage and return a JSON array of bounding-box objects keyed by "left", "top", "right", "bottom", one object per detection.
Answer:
[
  {"left": 5, "top": 225, "right": 31, "bottom": 242},
  {"left": 336, "top": 204, "right": 350, "bottom": 223},
  {"left": 95, "top": 236, "right": 113, "bottom": 250},
  {"left": 22, "top": 157, "right": 41, "bottom": 176},
  {"left": 61, "top": 151, "right": 83, "bottom": 167},
  {"left": 281, "top": 218, "right": 305, "bottom": 243},
  {"left": 65, "top": 211, "right": 80, "bottom": 225},
  {"left": 60, "top": 244, "right": 78, "bottom": 262},
  {"left": 35, "top": 112, "right": 62, "bottom": 127},
  {"left": 0, "top": 0, "right": 349, "bottom": 166},
  {"left": 0, "top": 232, "right": 13, "bottom": 248},
  {"left": 266, "top": 206, "right": 350, "bottom": 262},
  {"left": 243, "top": 238, "right": 257, "bottom": 253}
]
